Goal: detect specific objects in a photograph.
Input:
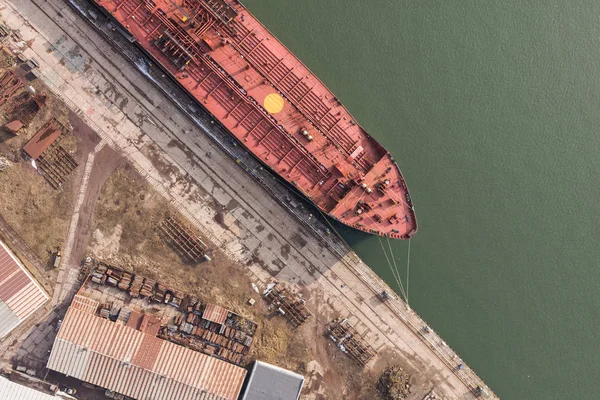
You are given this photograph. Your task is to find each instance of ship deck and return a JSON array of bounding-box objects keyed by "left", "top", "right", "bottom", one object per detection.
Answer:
[{"left": 92, "top": 0, "right": 417, "bottom": 238}]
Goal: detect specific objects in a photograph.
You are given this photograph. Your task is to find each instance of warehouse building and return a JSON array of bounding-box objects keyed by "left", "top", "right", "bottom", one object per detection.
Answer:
[
  {"left": 0, "top": 375, "right": 57, "bottom": 399},
  {"left": 0, "top": 374, "right": 74, "bottom": 399},
  {"left": 0, "top": 240, "right": 49, "bottom": 338},
  {"left": 46, "top": 295, "right": 246, "bottom": 400},
  {"left": 241, "top": 361, "right": 304, "bottom": 400}
]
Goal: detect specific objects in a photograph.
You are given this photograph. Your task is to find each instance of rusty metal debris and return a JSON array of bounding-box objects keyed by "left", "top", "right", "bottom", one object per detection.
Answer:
[
  {"left": 327, "top": 317, "right": 377, "bottom": 366},
  {"left": 88, "top": 260, "right": 257, "bottom": 366},
  {"left": 263, "top": 283, "right": 312, "bottom": 327},
  {"left": 159, "top": 215, "right": 209, "bottom": 263},
  {"left": 37, "top": 143, "right": 78, "bottom": 189},
  {"left": 8, "top": 94, "right": 46, "bottom": 127},
  {"left": 3, "top": 120, "right": 23, "bottom": 135},
  {"left": 0, "top": 70, "right": 23, "bottom": 107},
  {"left": 0, "top": 156, "right": 9, "bottom": 171},
  {"left": 20, "top": 118, "right": 77, "bottom": 189},
  {"left": 22, "top": 118, "right": 65, "bottom": 159},
  {"left": 0, "top": 24, "right": 10, "bottom": 42},
  {"left": 0, "top": 49, "right": 15, "bottom": 68},
  {"left": 164, "top": 296, "right": 257, "bottom": 366}
]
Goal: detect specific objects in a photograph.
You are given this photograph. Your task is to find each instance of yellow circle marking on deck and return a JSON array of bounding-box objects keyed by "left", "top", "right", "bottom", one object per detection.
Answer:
[{"left": 264, "top": 93, "right": 285, "bottom": 114}]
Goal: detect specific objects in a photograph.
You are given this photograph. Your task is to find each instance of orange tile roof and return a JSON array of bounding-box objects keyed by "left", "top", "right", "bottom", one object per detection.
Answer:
[{"left": 203, "top": 303, "right": 229, "bottom": 325}]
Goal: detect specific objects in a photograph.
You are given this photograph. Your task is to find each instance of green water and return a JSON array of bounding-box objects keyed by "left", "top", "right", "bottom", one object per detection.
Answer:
[{"left": 243, "top": 1, "right": 600, "bottom": 398}]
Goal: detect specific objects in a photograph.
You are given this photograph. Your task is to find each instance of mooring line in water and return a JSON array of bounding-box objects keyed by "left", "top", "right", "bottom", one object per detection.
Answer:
[
  {"left": 406, "top": 238, "right": 411, "bottom": 306},
  {"left": 315, "top": 205, "right": 408, "bottom": 301},
  {"left": 379, "top": 236, "right": 407, "bottom": 300},
  {"left": 386, "top": 236, "right": 408, "bottom": 301}
]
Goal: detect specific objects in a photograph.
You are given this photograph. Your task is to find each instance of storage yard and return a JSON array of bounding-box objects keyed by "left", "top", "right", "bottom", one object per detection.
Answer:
[
  {"left": 86, "top": 260, "right": 258, "bottom": 366},
  {"left": 87, "top": 166, "right": 331, "bottom": 381},
  {"left": 0, "top": 0, "right": 498, "bottom": 399},
  {"left": 0, "top": 55, "right": 80, "bottom": 266},
  {"left": 48, "top": 293, "right": 248, "bottom": 400}
]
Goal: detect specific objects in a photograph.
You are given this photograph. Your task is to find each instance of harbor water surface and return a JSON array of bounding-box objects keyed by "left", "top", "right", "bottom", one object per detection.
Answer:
[{"left": 244, "top": 1, "right": 600, "bottom": 399}]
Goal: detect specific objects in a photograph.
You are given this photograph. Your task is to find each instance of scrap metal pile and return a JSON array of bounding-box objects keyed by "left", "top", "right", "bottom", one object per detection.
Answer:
[
  {"left": 92, "top": 264, "right": 157, "bottom": 299},
  {"left": 377, "top": 365, "right": 412, "bottom": 400},
  {"left": 327, "top": 317, "right": 377, "bottom": 366},
  {"left": 7, "top": 92, "right": 46, "bottom": 127},
  {"left": 263, "top": 283, "right": 312, "bottom": 327},
  {"left": 89, "top": 262, "right": 257, "bottom": 366},
  {"left": 0, "top": 59, "right": 46, "bottom": 127},
  {"left": 0, "top": 24, "right": 9, "bottom": 42},
  {"left": 0, "top": 70, "right": 23, "bottom": 107},
  {"left": 24, "top": 118, "right": 78, "bottom": 189},
  {"left": 36, "top": 142, "right": 78, "bottom": 189},
  {"left": 166, "top": 306, "right": 256, "bottom": 365},
  {"left": 0, "top": 43, "right": 76, "bottom": 188}
]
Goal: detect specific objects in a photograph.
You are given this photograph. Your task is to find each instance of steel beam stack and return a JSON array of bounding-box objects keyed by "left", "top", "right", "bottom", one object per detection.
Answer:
[
  {"left": 327, "top": 318, "right": 376, "bottom": 366},
  {"left": 264, "top": 283, "right": 312, "bottom": 327},
  {"left": 160, "top": 216, "right": 208, "bottom": 263}
]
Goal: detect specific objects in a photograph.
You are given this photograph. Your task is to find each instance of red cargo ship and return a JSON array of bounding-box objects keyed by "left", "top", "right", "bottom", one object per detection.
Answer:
[{"left": 93, "top": 0, "right": 417, "bottom": 238}]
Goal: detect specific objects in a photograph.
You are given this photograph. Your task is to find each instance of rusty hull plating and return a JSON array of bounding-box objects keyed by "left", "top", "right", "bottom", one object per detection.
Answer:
[{"left": 93, "top": 0, "right": 417, "bottom": 239}]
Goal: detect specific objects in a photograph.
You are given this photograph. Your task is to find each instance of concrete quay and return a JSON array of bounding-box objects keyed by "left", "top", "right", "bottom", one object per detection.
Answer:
[{"left": 0, "top": 0, "right": 498, "bottom": 398}]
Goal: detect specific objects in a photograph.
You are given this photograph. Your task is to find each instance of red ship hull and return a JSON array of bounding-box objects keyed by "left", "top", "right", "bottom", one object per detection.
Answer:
[{"left": 92, "top": 0, "right": 417, "bottom": 238}]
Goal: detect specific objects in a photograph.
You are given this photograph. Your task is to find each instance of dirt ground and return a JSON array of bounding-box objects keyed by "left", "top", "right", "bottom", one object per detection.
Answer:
[
  {"left": 0, "top": 46, "right": 397, "bottom": 400},
  {"left": 0, "top": 56, "right": 91, "bottom": 267},
  {"left": 0, "top": 64, "right": 71, "bottom": 152},
  {"left": 88, "top": 165, "right": 189, "bottom": 271},
  {"left": 87, "top": 165, "right": 384, "bottom": 399},
  {"left": 0, "top": 162, "right": 72, "bottom": 264}
]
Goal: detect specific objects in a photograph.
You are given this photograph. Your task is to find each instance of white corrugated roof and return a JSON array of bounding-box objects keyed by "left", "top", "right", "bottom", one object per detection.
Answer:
[
  {"left": 0, "top": 241, "right": 49, "bottom": 338},
  {"left": 47, "top": 295, "right": 246, "bottom": 400},
  {"left": 0, "top": 375, "right": 56, "bottom": 399},
  {"left": 0, "top": 301, "right": 21, "bottom": 338}
]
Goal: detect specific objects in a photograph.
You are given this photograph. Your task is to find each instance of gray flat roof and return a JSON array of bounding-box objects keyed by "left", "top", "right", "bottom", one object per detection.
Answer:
[{"left": 241, "top": 361, "right": 304, "bottom": 400}]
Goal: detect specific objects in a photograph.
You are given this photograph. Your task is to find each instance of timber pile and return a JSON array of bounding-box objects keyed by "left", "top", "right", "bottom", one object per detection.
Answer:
[
  {"left": 153, "top": 284, "right": 167, "bottom": 302},
  {"left": 129, "top": 275, "right": 144, "bottom": 297},
  {"left": 118, "top": 272, "right": 133, "bottom": 291},
  {"left": 140, "top": 278, "right": 155, "bottom": 297}
]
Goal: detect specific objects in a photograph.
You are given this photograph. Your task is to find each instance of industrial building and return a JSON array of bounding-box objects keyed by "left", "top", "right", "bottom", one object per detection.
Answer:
[
  {"left": 0, "top": 375, "right": 57, "bottom": 399},
  {"left": 0, "top": 240, "right": 49, "bottom": 338},
  {"left": 0, "top": 374, "right": 75, "bottom": 399},
  {"left": 46, "top": 295, "right": 247, "bottom": 400},
  {"left": 241, "top": 361, "right": 304, "bottom": 400}
]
